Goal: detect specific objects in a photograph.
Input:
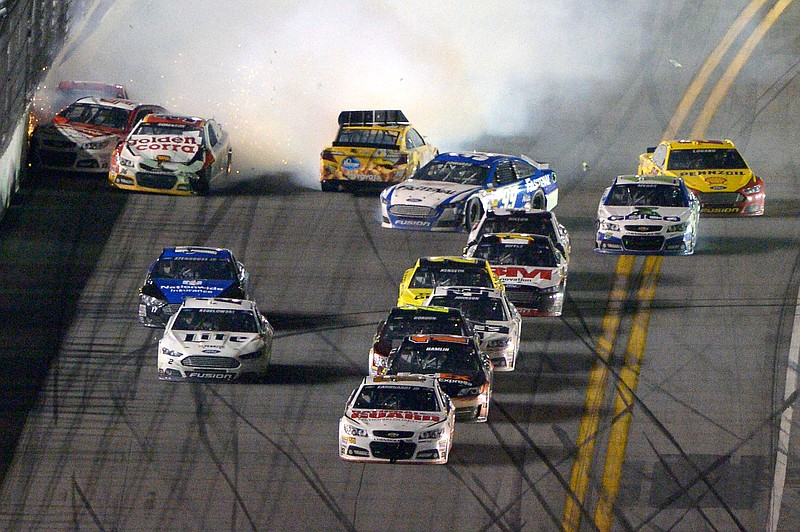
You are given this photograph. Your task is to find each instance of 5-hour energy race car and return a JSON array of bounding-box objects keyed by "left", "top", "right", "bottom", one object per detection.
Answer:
[
  {"left": 109, "top": 113, "right": 232, "bottom": 195},
  {"left": 320, "top": 110, "right": 438, "bottom": 192},
  {"left": 595, "top": 175, "right": 700, "bottom": 255},
  {"left": 28, "top": 80, "right": 128, "bottom": 136},
  {"left": 380, "top": 151, "right": 558, "bottom": 231},
  {"left": 637, "top": 139, "right": 764, "bottom": 216},
  {"left": 397, "top": 256, "right": 504, "bottom": 307},
  {"left": 339, "top": 374, "right": 455, "bottom": 464},
  {"left": 158, "top": 297, "right": 273, "bottom": 382},
  {"left": 139, "top": 246, "right": 251, "bottom": 327}
]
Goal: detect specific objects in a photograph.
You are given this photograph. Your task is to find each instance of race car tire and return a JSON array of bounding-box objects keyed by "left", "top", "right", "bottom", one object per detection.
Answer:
[
  {"left": 530, "top": 191, "right": 546, "bottom": 210},
  {"left": 192, "top": 171, "right": 211, "bottom": 195},
  {"left": 465, "top": 198, "right": 484, "bottom": 230},
  {"left": 320, "top": 180, "right": 339, "bottom": 192}
]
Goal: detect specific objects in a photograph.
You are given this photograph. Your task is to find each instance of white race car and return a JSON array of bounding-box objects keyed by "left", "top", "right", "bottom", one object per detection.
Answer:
[
  {"left": 466, "top": 208, "right": 571, "bottom": 260},
  {"left": 595, "top": 175, "right": 700, "bottom": 255},
  {"left": 158, "top": 297, "right": 273, "bottom": 382},
  {"left": 339, "top": 374, "right": 455, "bottom": 464},
  {"left": 423, "top": 286, "right": 521, "bottom": 371}
]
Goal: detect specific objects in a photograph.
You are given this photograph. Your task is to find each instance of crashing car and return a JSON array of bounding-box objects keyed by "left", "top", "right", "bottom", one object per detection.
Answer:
[
  {"left": 369, "top": 305, "right": 474, "bottom": 376},
  {"left": 339, "top": 374, "right": 455, "bottom": 464},
  {"left": 397, "top": 256, "right": 504, "bottom": 307},
  {"left": 595, "top": 175, "right": 700, "bottom": 255},
  {"left": 158, "top": 297, "right": 273, "bottom": 382},
  {"left": 637, "top": 139, "right": 764, "bottom": 216},
  {"left": 380, "top": 151, "right": 558, "bottom": 231},
  {"left": 28, "top": 80, "right": 128, "bottom": 136},
  {"left": 423, "top": 286, "right": 521, "bottom": 371},
  {"left": 465, "top": 233, "right": 567, "bottom": 317},
  {"left": 320, "top": 109, "right": 438, "bottom": 191},
  {"left": 465, "top": 208, "right": 570, "bottom": 259},
  {"left": 385, "top": 334, "right": 493, "bottom": 422},
  {"left": 109, "top": 113, "right": 232, "bottom": 195},
  {"left": 29, "top": 97, "right": 166, "bottom": 173},
  {"left": 139, "top": 246, "right": 251, "bottom": 327}
]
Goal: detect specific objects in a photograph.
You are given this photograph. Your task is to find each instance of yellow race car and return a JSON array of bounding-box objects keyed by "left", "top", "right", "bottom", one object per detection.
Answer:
[
  {"left": 397, "top": 256, "right": 504, "bottom": 307},
  {"left": 320, "top": 110, "right": 438, "bottom": 192},
  {"left": 637, "top": 139, "right": 764, "bottom": 216}
]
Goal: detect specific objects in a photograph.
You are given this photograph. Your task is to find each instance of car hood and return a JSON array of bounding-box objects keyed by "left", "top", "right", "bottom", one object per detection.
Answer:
[
  {"left": 35, "top": 122, "right": 121, "bottom": 145},
  {"left": 125, "top": 132, "right": 203, "bottom": 165},
  {"left": 491, "top": 264, "right": 563, "bottom": 289},
  {"left": 598, "top": 205, "right": 694, "bottom": 224},
  {"left": 385, "top": 180, "right": 480, "bottom": 208},
  {"left": 164, "top": 330, "right": 262, "bottom": 356},
  {"left": 667, "top": 169, "right": 754, "bottom": 192},
  {"left": 152, "top": 278, "right": 237, "bottom": 304},
  {"left": 345, "top": 409, "right": 446, "bottom": 428}
]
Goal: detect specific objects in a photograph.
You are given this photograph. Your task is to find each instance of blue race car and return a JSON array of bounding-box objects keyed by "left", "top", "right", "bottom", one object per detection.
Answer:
[
  {"left": 138, "top": 246, "right": 251, "bottom": 327},
  {"left": 380, "top": 151, "right": 558, "bottom": 232}
]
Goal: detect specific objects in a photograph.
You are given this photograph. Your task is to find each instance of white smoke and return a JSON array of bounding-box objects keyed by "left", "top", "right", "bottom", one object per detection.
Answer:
[{"left": 45, "top": 0, "right": 645, "bottom": 188}]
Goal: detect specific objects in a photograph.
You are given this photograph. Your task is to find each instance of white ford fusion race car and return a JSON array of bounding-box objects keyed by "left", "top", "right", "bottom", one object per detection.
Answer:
[
  {"left": 158, "top": 297, "right": 273, "bottom": 382},
  {"left": 339, "top": 375, "right": 455, "bottom": 464},
  {"left": 595, "top": 175, "right": 700, "bottom": 255}
]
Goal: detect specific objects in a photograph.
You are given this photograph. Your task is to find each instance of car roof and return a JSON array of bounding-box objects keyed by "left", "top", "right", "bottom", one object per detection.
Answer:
[
  {"left": 432, "top": 151, "right": 550, "bottom": 170},
  {"left": 160, "top": 246, "right": 233, "bottom": 259},
  {"left": 477, "top": 232, "right": 553, "bottom": 245},
  {"left": 362, "top": 374, "right": 439, "bottom": 388},
  {"left": 180, "top": 297, "right": 255, "bottom": 311},
  {"left": 418, "top": 256, "right": 488, "bottom": 268},
  {"left": 141, "top": 114, "right": 206, "bottom": 126},
  {"left": 662, "top": 139, "right": 736, "bottom": 149},
  {"left": 391, "top": 305, "right": 465, "bottom": 317},
  {"left": 613, "top": 174, "right": 682, "bottom": 187},
  {"left": 483, "top": 208, "right": 553, "bottom": 220}
]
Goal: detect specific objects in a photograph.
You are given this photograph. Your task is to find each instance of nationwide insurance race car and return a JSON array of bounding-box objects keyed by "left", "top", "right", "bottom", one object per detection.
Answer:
[
  {"left": 595, "top": 175, "right": 700, "bottom": 255},
  {"left": 320, "top": 110, "right": 438, "bottom": 192},
  {"left": 109, "top": 113, "right": 232, "bottom": 195},
  {"left": 637, "top": 139, "right": 765, "bottom": 216},
  {"left": 380, "top": 151, "right": 558, "bottom": 231},
  {"left": 28, "top": 80, "right": 128, "bottom": 136},
  {"left": 339, "top": 375, "right": 455, "bottom": 464},
  {"left": 158, "top": 297, "right": 274, "bottom": 382},
  {"left": 369, "top": 305, "right": 474, "bottom": 376},
  {"left": 29, "top": 97, "right": 166, "bottom": 173},
  {"left": 423, "top": 287, "right": 521, "bottom": 371},
  {"left": 385, "top": 334, "right": 493, "bottom": 422},
  {"left": 465, "top": 208, "right": 571, "bottom": 259},
  {"left": 396, "top": 256, "right": 504, "bottom": 307},
  {"left": 465, "top": 233, "right": 568, "bottom": 317},
  {"left": 139, "top": 247, "right": 251, "bottom": 327}
]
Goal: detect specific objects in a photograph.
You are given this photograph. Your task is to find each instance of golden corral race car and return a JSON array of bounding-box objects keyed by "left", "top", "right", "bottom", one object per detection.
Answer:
[
  {"left": 339, "top": 374, "right": 455, "bottom": 464},
  {"left": 28, "top": 80, "right": 128, "bottom": 136},
  {"left": 397, "top": 256, "right": 504, "bottom": 307},
  {"left": 637, "top": 139, "right": 765, "bottom": 216},
  {"left": 29, "top": 97, "right": 166, "bottom": 173},
  {"left": 385, "top": 334, "right": 493, "bottom": 422},
  {"left": 465, "top": 233, "right": 568, "bottom": 317},
  {"left": 320, "top": 110, "right": 438, "bottom": 191},
  {"left": 109, "top": 113, "right": 232, "bottom": 195}
]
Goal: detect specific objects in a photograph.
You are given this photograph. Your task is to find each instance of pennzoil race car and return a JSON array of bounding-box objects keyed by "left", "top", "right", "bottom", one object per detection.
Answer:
[
  {"left": 320, "top": 110, "right": 437, "bottom": 191},
  {"left": 109, "top": 113, "right": 232, "bottom": 195},
  {"left": 139, "top": 246, "right": 251, "bottom": 327},
  {"left": 465, "top": 208, "right": 570, "bottom": 259},
  {"left": 465, "top": 233, "right": 568, "bottom": 317},
  {"left": 423, "top": 287, "right": 521, "bottom": 371},
  {"left": 595, "top": 175, "right": 700, "bottom": 255},
  {"left": 339, "top": 374, "right": 455, "bottom": 464},
  {"left": 380, "top": 151, "right": 558, "bottom": 231},
  {"left": 637, "top": 139, "right": 764, "bottom": 216},
  {"left": 385, "top": 334, "right": 493, "bottom": 422},
  {"left": 29, "top": 97, "right": 166, "bottom": 173},
  {"left": 158, "top": 297, "right": 273, "bottom": 382},
  {"left": 369, "top": 305, "right": 474, "bottom": 376},
  {"left": 397, "top": 256, "right": 504, "bottom": 307}
]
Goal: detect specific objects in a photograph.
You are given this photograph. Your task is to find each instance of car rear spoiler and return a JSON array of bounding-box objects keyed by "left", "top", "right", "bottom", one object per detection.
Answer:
[{"left": 338, "top": 110, "right": 409, "bottom": 126}]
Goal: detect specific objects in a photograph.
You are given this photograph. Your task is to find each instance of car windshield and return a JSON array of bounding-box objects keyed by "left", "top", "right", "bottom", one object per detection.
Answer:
[
  {"left": 383, "top": 312, "right": 468, "bottom": 340},
  {"left": 133, "top": 122, "right": 203, "bottom": 139},
  {"left": 414, "top": 160, "right": 488, "bottom": 185},
  {"left": 333, "top": 128, "right": 399, "bottom": 149},
  {"left": 172, "top": 308, "right": 258, "bottom": 332},
  {"left": 472, "top": 240, "right": 557, "bottom": 267},
  {"left": 59, "top": 103, "right": 129, "bottom": 129},
  {"left": 480, "top": 216, "right": 555, "bottom": 240},
  {"left": 390, "top": 342, "right": 481, "bottom": 375},
  {"left": 152, "top": 257, "right": 237, "bottom": 281},
  {"left": 408, "top": 265, "right": 493, "bottom": 289},
  {"left": 666, "top": 148, "right": 747, "bottom": 170},
  {"left": 353, "top": 385, "right": 439, "bottom": 412},
  {"left": 605, "top": 183, "right": 688, "bottom": 207},
  {"left": 428, "top": 295, "right": 507, "bottom": 322}
]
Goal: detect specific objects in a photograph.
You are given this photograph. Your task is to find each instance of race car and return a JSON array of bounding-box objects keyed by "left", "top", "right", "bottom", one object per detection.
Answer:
[
  {"left": 380, "top": 151, "right": 558, "bottom": 231},
  {"left": 423, "top": 287, "right": 521, "bottom": 371},
  {"left": 139, "top": 246, "right": 251, "bottom": 327},
  {"left": 109, "top": 113, "right": 232, "bottom": 195},
  {"left": 339, "top": 374, "right": 455, "bottom": 464},
  {"left": 465, "top": 208, "right": 571, "bottom": 259},
  {"left": 320, "top": 110, "right": 437, "bottom": 192},
  {"left": 637, "top": 139, "right": 764, "bottom": 216},
  {"left": 28, "top": 80, "right": 128, "bottom": 136},
  {"left": 385, "top": 334, "right": 493, "bottom": 422},
  {"left": 465, "top": 233, "right": 567, "bottom": 317},
  {"left": 369, "top": 305, "right": 475, "bottom": 376},
  {"left": 397, "top": 256, "right": 504, "bottom": 307},
  {"left": 158, "top": 297, "right": 273, "bottom": 382},
  {"left": 595, "top": 175, "right": 700, "bottom": 255},
  {"left": 29, "top": 97, "right": 166, "bottom": 174}
]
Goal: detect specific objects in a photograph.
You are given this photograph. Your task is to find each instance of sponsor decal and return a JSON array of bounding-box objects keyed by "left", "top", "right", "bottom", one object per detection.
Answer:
[
  {"left": 128, "top": 134, "right": 200, "bottom": 154},
  {"left": 187, "top": 372, "right": 234, "bottom": 380},
  {"left": 607, "top": 206, "right": 681, "bottom": 222},
  {"left": 396, "top": 184, "right": 460, "bottom": 195},
  {"left": 202, "top": 349, "right": 221, "bottom": 354},
  {"left": 350, "top": 410, "right": 441, "bottom": 421},
  {"left": 493, "top": 266, "right": 553, "bottom": 280},
  {"left": 704, "top": 176, "right": 726, "bottom": 184},
  {"left": 342, "top": 157, "right": 361, "bottom": 170},
  {"left": 183, "top": 332, "right": 248, "bottom": 343},
  {"left": 395, "top": 219, "right": 432, "bottom": 227},
  {"left": 710, "top": 186, "right": 726, "bottom": 190},
  {"left": 701, "top": 206, "right": 740, "bottom": 214}
]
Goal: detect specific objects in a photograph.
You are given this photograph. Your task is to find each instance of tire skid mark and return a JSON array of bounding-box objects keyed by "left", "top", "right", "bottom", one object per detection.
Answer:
[
  {"left": 445, "top": 459, "right": 513, "bottom": 532},
  {"left": 353, "top": 195, "right": 400, "bottom": 289}
]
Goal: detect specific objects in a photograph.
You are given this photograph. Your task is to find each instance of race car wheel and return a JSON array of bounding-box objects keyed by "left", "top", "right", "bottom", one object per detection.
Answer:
[
  {"left": 193, "top": 171, "right": 211, "bottom": 195},
  {"left": 530, "top": 192, "right": 546, "bottom": 210},
  {"left": 465, "top": 198, "right": 484, "bottom": 230},
  {"left": 321, "top": 180, "right": 339, "bottom": 192}
]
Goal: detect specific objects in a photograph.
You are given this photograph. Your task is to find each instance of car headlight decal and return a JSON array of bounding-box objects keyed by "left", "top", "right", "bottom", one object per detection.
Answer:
[
  {"left": 599, "top": 220, "right": 619, "bottom": 231},
  {"left": 419, "top": 427, "right": 444, "bottom": 440},
  {"left": 343, "top": 424, "right": 368, "bottom": 437},
  {"left": 667, "top": 222, "right": 687, "bottom": 233}
]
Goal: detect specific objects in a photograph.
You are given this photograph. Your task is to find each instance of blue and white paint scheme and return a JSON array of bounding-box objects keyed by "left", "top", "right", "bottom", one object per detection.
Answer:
[{"left": 380, "top": 152, "right": 558, "bottom": 232}]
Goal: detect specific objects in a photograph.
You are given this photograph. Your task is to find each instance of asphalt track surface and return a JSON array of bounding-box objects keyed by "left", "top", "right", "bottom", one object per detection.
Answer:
[{"left": 2, "top": 4, "right": 800, "bottom": 531}]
